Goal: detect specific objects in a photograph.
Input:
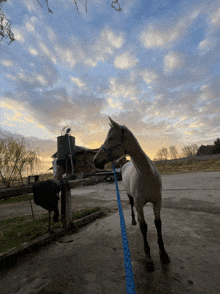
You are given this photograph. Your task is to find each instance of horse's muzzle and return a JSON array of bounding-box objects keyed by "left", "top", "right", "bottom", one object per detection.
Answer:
[{"left": 94, "top": 159, "right": 105, "bottom": 169}]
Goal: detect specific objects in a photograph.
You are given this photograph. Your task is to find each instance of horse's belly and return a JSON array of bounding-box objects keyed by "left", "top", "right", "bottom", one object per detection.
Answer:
[
  {"left": 122, "top": 161, "right": 134, "bottom": 196},
  {"left": 122, "top": 161, "right": 161, "bottom": 203}
]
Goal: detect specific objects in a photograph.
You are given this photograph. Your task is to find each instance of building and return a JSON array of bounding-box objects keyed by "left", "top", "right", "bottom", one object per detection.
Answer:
[{"left": 50, "top": 146, "right": 100, "bottom": 178}]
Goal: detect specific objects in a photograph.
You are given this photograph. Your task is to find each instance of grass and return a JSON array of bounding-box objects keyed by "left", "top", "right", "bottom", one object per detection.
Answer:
[
  {"left": 155, "top": 158, "right": 220, "bottom": 174},
  {"left": 72, "top": 207, "right": 102, "bottom": 220},
  {"left": 0, "top": 207, "right": 102, "bottom": 254},
  {"left": 0, "top": 194, "right": 33, "bottom": 205}
]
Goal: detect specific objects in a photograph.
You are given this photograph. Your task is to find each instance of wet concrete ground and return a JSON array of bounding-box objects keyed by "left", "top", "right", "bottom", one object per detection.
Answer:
[{"left": 0, "top": 171, "right": 220, "bottom": 293}]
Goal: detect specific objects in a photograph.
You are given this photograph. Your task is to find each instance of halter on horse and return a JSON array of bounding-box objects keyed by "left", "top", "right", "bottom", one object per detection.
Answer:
[{"left": 100, "top": 126, "right": 127, "bottom": 162}]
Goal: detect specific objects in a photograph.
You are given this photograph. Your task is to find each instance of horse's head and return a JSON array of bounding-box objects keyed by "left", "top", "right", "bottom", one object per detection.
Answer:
[{"left": 94, "top": 117, "right": 127, "bottom": 169}]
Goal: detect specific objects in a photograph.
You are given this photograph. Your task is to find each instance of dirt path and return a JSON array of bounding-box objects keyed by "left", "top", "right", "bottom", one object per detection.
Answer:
[
  {"left": 1, "top": 171, "right": 220, "bottom": 293},
  {"left": 1, "top": 171, "right": 220, "bottom": 219}
]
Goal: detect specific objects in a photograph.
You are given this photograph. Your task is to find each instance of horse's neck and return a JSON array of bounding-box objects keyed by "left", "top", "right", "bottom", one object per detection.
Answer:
[{"left": 125, "top": 130, "right": 153, "bottom": 174}]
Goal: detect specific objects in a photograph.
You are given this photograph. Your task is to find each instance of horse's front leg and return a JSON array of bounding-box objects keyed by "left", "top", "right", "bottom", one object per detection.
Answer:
[{"left": 138, "top": 209, "right": 154, "bottom": 271}]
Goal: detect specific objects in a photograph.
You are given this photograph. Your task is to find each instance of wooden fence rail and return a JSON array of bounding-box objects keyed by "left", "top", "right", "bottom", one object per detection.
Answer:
[{"left": 0, "top": 186, "right": 33, "bottom": 199}]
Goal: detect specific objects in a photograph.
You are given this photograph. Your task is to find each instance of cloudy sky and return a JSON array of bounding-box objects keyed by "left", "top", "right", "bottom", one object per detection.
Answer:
[{"left": 0, "top": 0, "right": 220, "bottom": 172}]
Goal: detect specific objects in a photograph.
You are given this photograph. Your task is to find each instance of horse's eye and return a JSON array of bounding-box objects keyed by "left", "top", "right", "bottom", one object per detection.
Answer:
[{"left": 108, "top": 137, "right": 112, "bottom": 141}]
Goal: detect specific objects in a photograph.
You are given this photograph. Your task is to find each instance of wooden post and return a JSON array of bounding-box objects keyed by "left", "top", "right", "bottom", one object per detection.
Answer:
[{"left": 61, "top": 186, "right": 72, "bottom": 230}]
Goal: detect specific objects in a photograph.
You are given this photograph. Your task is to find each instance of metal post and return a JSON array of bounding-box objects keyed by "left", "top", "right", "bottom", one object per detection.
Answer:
[{"left": 67, "top": 134, "right": 74, "bottom": 175}]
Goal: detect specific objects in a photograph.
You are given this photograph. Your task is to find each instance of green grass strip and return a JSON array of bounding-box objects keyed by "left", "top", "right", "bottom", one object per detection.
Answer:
[
  {"left": 0, "top": 207, "right": 102, "bottom": 253},
  {"left": 0, "top": 194, "right": 33, "bottom": 205}
]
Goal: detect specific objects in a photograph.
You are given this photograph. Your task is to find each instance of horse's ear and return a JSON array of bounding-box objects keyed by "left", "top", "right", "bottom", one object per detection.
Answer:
[{"left": 109, "top": 117, "right": 120, "bottom": 129}]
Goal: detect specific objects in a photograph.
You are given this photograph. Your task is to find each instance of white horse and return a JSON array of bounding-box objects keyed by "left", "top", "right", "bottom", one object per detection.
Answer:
[{"left": 94, "top": 117, "right": 170, "bottom": 271}]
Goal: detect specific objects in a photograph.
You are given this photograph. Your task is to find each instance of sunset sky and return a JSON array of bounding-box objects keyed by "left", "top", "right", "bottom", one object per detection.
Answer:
[{"left": 0, "top": 0, "right": 220, "bottom": 173}]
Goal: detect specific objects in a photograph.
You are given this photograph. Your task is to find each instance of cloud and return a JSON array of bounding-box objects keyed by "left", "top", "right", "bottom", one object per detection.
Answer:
[
  {"left": 198, "top": 4, "right": 220, "bottom": 54},
  {"left": 198, "top": 79, "right": 220, "bottom": 104},
  {"left": 107, "top": 98, "right": 123, "bottom": 109},
  {"left": 47, "top": 28, "right": 56, "bottom": 42},
  {"left": 22, "top": 0, "right": 38, "bottom": 12},
  {"left": 1, "top": 0, "right": 220, "bottom": 161},
  {"left": 141, "top": 69, "right": 158, "bottom": 84},
  {"left": 140, "top": 4, "right": 203, "bottom": 49},
  {"left": 2, "top": 53, "right": 60, "bottom": 91},
  {"left": 70, "top": 77, "right": 87, "bottom": 89},
  {"left": 26, "top": 22, "right": 35, "bottom": 32},
  {"left": 28, "top": 27, "right": 124, "bottom": 69},
  {"left": 1, "top": 60, "right": 13, "bottom": 66},
  {"left": 102, "top": 29, "right": 124, "bottom": 49},
  {"left": 39, "top": 42, "right": 57, "bottom": 64},
  {"left": 210, "top": 7, "right": 220, "bottom": 25},
  {"left": 5, "top": 71, "right": 50, "bottom": 89},
  {"left": 29, "top": 47, "right": 38, "bottom": 56},
  {"left": 12, "top": 27, "right": 25, "bottom": 43},
  {"left": 0, "top": 99, "right": 25, "bottom": 111},
  {"left": 114, "top": 51, "right": 138, "bottom": 69},
  {"left": 141, "top": 24, "right": 183, "bottom": 49},
  {"left": 3, "top": 85, "right": 108, "bottom": 141},
  {"left": 198, "top": 39, "right": 212, "bottom": 50},
  {"left": 107, "top": 76, "right": 140, "bottom": 100},
  {"left": 84, "top": 28, "right": 124, "bottom": 67},
  {"left": 164, "top": 51, "right": 184, "bottom": 72}
]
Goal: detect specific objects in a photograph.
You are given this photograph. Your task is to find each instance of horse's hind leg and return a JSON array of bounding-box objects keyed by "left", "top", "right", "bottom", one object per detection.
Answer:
[
  {"left": 137, "top": 208, "right": 154, "bottom": 271},
  {"left": 153, "top": 201, "right": 170, "bottom": 264},
  {"left": 128, "top": 195, "right": 136, "bottom": 225}
]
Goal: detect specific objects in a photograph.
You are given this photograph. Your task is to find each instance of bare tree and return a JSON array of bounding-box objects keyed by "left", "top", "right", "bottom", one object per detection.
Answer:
[
  {"left": 0, "top": 0, "right": 122, "bottom": 43},
  {"left": 169, "top": 146, "right": 178, "bottom": 159},
  {"left": 0, "top": 0, "right": 15, "bottom": 43},
  {"left": 155, "top": 147, "right": 169, "bottom": 160},
  {"left": 161, "top": 147, "right": 168, "bottom": 160},
  {"left": 0, "top": 136, "right": 41, "bottom": 188},
  {"left": 38, "top": 0, "right": 123, "bottom": 14},
  {"left": 155, "top": 149, "right": 163, "bottom": 161},
  {"left": 181, "top": 144, "right": 198, "bottom": 158}
]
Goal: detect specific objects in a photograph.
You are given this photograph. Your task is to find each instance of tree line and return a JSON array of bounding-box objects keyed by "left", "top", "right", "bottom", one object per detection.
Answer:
[
  {"left": 153, "top": 138, "right": 220, "bottom": 161},
  {"left": 153, "top": 144, "right": 198, "bottom": 161},
  {"left": 212, "top": 138, "right": 220, "bottom": 154}
]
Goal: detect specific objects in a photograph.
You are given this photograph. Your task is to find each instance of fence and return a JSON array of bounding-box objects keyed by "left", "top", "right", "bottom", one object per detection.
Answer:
[{"left": 0, "top": 176, "right": 104, "bottom": 229}]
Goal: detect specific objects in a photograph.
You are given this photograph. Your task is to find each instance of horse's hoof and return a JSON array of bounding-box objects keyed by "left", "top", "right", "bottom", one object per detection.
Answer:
[
  {"left": 132, "top": 220, "right": 137, "bottom": 225},
  {"left": 160, "top": 252, "right": 170, "bottom": 264},
  {"left": 146, "top": 261, "right": 155, "bottom": 272}
]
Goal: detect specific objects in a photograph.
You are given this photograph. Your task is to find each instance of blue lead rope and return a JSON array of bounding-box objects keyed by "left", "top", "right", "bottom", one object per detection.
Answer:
[{"left": 112, "top": 164, "right": 136, "bottom": 294}]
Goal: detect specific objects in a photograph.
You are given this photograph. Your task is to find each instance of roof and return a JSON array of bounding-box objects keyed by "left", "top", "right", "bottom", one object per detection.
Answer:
[{"left": 51, "top": 146, "right": 99, "bottom": 158}]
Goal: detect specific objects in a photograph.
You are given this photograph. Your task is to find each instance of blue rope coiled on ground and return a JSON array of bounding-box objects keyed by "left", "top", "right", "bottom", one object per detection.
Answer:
[{"left": 113, "top": 164, "right": 136, "bottom": 294}]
